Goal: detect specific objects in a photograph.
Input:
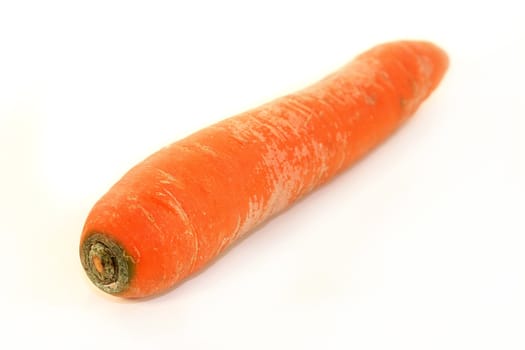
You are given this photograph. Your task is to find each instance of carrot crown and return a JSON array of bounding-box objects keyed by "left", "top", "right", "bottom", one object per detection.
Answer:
[{"left": 80, "top": 233, "right": 134, "bottom": 294}]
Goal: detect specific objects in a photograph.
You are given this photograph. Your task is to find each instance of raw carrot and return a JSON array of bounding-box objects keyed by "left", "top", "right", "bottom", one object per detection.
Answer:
[{"left": 80, "top": 40, "right": 449, "bottom": 298}]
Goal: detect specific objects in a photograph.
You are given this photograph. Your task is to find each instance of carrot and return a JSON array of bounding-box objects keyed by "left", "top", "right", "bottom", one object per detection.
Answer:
[{"left": 79, "top": 40, "right": 448, "bottom": 298}]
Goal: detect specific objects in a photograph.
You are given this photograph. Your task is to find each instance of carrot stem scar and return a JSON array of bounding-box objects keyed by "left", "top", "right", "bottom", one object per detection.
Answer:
[
  {"left": 79, "top": 40, "right": 449, "bottom": 298},
  {"left": 81, "top": 234, "right": 133, "bottom": 294}
]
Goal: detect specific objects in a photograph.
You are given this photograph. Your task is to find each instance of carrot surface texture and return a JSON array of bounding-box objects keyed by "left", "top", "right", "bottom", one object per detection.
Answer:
[{"left": 80, "top": 40, "right": 448, "bottom": 298}]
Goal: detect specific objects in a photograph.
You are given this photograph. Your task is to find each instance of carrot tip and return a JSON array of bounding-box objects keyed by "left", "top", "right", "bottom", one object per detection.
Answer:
[{"left": 80, "top": 233, "right": 134, "bottom": 295}]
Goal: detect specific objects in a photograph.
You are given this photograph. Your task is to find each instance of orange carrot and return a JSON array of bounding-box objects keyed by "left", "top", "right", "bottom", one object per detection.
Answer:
[{"left": 80, "top": 40, "right": 448, "bottom": 298}]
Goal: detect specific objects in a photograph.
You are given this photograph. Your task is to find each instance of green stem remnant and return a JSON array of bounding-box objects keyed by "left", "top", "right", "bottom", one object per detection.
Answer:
[{"left": 80, "top": 233, "right": 134, "bottom": 294}]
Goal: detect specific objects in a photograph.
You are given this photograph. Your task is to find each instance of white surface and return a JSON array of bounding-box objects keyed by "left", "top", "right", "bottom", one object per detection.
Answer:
[{"left": 1, "top": 1, "right": 524, "bottom": 348}]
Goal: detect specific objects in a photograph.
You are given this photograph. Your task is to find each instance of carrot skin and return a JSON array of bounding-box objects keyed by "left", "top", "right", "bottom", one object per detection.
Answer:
[{"left": 80, "top": 40, "right": 449, "bottom": 298}]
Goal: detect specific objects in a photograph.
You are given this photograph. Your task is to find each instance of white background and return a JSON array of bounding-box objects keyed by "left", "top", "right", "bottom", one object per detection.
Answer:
[{"left": 1, "top": 1, "right": 524, "bottom": 348}]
